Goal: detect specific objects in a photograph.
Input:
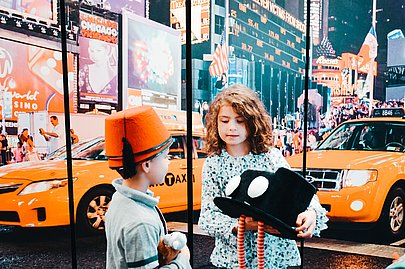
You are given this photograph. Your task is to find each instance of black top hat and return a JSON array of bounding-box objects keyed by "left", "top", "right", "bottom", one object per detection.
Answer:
[{"left": 214, "top": 167, "right": 317, "bottom": 239}]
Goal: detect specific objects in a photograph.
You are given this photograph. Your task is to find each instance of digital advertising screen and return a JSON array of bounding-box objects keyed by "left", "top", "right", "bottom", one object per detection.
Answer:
[
  {"left": 0, "top": 0, "right": 57, "bottom": 23},
  {"left": 0, "top": 38, "right": 76, "bottom": 121},
  {"left": 122, "top": 11, "right": 181, "bottom": 110},
  {"left": 78, "top": 12, "right": 119, "bottom": 111}
]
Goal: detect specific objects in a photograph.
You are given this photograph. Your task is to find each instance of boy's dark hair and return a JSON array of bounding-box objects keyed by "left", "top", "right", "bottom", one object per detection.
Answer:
[
  {"left": 50, "top": 115, "right": 58, "bottom": 121},
  {"left": 22, "top": 128, "right": 28, "bottom": 132}
]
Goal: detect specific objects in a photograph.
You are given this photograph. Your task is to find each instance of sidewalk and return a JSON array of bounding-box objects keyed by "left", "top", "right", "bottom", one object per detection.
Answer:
[{"left": 168, "top": 221, "right": 403, "bottom": 260}]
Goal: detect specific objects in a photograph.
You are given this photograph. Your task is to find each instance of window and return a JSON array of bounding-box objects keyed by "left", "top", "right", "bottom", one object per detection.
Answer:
[
  {"left": 169, "top": 136, "right": 185, "bottom": 160},
  {"left": 215, "top": 15, "right": 225, "bottom": 35},
  {"left": 215, "top": 0, "right": 225, "bottom": 7}
]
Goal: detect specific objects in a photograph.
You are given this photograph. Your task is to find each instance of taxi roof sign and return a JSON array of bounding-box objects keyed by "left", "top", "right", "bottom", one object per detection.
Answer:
[{"left": 372, "top": 108, "right": 405, "bottom": 118}]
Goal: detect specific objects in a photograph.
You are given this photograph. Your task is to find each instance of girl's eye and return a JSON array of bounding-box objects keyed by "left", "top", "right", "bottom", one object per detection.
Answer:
[
  {"left": 221, "top": 120, "right": 229, "bottom": 123},
  {"left": 237, "top": 119, "right": 245, "bottom": 123}
]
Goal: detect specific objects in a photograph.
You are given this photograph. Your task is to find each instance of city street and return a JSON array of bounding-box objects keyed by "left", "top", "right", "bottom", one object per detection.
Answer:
[{"left": 0, "top": 217, "right": 402, "bottom": 269}]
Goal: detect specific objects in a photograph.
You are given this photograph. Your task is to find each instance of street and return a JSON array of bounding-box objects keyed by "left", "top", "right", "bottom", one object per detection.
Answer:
[{"left": 0, "top": 222, "right": 401, "bottom": 269}]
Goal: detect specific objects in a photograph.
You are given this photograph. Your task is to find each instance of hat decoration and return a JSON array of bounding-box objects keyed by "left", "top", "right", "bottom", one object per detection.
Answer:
[
  {"left": 105, "top": 106, "right": 173, "bottom": 176},
  {"left": 214, "top": 167, "right": 317, "bottom": 269}
]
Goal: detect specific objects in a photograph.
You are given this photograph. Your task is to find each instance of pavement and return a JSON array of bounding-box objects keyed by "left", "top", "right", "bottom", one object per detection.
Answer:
[{"left": 168, "top": 222, "right": 402, "bottom": 269}]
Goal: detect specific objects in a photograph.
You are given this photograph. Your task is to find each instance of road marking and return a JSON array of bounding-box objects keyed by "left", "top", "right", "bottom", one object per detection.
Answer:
[{"left": 167, "top": 222, "right": 404, "bottom": 259}]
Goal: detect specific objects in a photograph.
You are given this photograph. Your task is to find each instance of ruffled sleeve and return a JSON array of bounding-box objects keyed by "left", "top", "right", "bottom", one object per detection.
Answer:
[{"left": 307, "top": 194, "right": 329, "bottom": 236}]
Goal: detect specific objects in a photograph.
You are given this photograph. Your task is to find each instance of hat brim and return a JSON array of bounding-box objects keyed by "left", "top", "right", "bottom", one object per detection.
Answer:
[{"left": 214, "top": 197, "right": 298, "bottom": 239}]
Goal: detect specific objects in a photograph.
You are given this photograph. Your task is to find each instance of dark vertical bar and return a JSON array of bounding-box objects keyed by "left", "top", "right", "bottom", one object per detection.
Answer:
[
  {"left": 59, "top": 0, "right": 77, "bottom": 268},
  {"left": 301, "top": 0, "right": 312, "bottom": 267},
  {"left": 185, "top": 0, "right": 194, "bottom": 266},
  {"left": 118, "top": 14, "right": 123, "bottom": 112}
]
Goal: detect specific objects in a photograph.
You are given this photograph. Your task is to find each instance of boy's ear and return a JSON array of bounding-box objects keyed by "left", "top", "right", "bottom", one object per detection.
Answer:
[{"left": 141, "top": 161, "right": 151, "bottom": 172}]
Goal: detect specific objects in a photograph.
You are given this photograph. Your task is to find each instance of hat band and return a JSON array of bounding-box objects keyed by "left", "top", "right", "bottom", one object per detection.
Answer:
[{"left": 107, "top": 137, "right": 173, "bottom": 161}]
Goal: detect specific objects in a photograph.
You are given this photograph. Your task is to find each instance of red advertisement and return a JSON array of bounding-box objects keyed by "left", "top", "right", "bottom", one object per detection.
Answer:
[{"left": 0, "top": 38, "right": 76, "bottom": 121}]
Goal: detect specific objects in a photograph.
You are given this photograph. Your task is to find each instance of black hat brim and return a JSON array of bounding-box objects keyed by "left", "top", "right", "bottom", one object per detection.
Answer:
[{"left": 214, "top": 197, "right": 298, "bottom": 239}]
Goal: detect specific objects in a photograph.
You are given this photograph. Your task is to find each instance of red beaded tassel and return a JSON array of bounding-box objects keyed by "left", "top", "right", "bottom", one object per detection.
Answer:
[
  {"left": 237, "top": 215, "right": 246, "bottom": 269},
  {"left": 257, "top": 221, "right": 265, "bottom": 269}
]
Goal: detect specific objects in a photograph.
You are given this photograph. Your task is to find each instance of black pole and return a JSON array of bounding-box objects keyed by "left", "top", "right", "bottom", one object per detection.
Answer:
[
  {"left": 301, "top": 0, "right": 312, "bottom": 267},
  {"left": 185, "top": 0, "right": 194, "bottom": 267},
  {"left": 59, "top": 0, "right": 77, "bottom": 268}
]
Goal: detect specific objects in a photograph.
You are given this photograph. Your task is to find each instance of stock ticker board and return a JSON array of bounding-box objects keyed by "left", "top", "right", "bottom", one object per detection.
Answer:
[{"left": 229, "top": 0, "right": 306, "bottom": 74}]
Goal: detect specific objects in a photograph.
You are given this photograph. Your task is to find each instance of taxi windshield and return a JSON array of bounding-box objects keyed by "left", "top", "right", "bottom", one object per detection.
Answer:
[{"left": 317, "top": 121, "right": 405, "bottom": 152}]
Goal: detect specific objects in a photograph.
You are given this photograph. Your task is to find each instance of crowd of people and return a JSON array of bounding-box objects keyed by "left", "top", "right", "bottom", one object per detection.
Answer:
[
  {"left": 0, "top": 116, "right": 80, "bottom": 165},
  {"left": 274, "top": 98, "right": 405, "bottom": 157}
]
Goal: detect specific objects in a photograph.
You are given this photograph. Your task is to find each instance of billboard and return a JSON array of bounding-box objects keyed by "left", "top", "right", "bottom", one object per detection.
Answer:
[
  {"left": 78, "top": 12, "right": 119, "bottom": 111},
  {"left": 170, "top": 0, "right": 210, "bottom": 44},
  {"left": 0, "top": 0, "right": 57, "bottom": 24},
  {"left": 122, "top": 11, "right": 181, "bottom": 110},
  {"left": 388, "top": 38, "right": 405, "bottom": 67},
  {"left": 80, "top": 0, "right": 145, "bottom": 16},
  {"left": 0, "top": 38, "right": 76, "bottom": 121}
]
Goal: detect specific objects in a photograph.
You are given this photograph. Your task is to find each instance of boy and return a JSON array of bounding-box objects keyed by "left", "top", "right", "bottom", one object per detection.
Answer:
[{"left": 105, "top": 106, "right": 190, "bottom": 269}]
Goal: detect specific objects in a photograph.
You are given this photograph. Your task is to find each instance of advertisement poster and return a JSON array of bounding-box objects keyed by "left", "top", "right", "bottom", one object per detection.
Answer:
[
  {"left": 79, "top": 12, "right": 119, "bottom": 110},
  {"left": 0, "top": 0, "right": 57, "bottom": 23},
  {"left": 123, "top": 11, "right": 181, "bottom": 109},
  {"left": 170, "top": 0, "right": 210, "bottom": 44},
  {"left": 0, "top": 38, "right": 76, "bottom": 121},
  {"left": 80, "top": 0, "right": 145, "bottom": 16}
]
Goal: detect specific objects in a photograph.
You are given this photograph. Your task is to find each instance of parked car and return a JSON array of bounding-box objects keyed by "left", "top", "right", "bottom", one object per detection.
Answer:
[
  {"left": 0, "top": 110, "right": 206, "bottom": 235},
  {"left": 287, "top": 108, "right": 405, "bottom": 240}
]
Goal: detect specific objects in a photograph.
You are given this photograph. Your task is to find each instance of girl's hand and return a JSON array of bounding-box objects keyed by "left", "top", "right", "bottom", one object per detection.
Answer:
[
  {"left": 296, "top": 209, "right": 317, "bottom": 238},
  {"left": 243, "top": 217, "right": 281, "bottom": 236}
]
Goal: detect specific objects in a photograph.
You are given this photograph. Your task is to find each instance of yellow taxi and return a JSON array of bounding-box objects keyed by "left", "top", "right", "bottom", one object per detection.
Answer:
[
  {"left": 287, "top": 108, "right": 405, "bottom": 240},
  {"left": 0, "top": 109, "right": 205, "bottom": 234}
]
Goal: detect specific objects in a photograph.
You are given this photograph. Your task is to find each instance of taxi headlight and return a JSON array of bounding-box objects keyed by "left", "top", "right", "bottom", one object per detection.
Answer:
[
  {"left": 342, "top": 170, "right": 377, "bottom": 187},
  {"left": 19, "top": 178, "right": 76, "bottom": 195}
]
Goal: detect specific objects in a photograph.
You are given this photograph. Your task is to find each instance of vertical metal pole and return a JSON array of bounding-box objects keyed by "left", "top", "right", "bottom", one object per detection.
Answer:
[
  {"left": 301, "top": 0, "right": 312, "bottom": 267},
  {"left": 185, "top": 0, "right": 194, "bottom": 267},
  {"left": 369, "top": 0, "right": 377, "bottom": 115},
  {"left": 59, "top": 0, "right": 77, "bottom": 268}
]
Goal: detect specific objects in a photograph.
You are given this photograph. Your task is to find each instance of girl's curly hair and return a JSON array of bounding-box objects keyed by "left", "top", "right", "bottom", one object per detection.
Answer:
[{"left": 204, "top": 84, "right": 273, "bottom": 155}]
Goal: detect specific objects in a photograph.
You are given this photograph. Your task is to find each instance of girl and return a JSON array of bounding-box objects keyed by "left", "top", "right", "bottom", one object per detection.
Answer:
[{"left": 198, "top": 84, "right": 328, "bottom": 268}]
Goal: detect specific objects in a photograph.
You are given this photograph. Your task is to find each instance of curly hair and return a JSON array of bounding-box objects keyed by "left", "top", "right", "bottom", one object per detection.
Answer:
[{"left": 204, "top": 84, "right": 273, "bottom": 155}]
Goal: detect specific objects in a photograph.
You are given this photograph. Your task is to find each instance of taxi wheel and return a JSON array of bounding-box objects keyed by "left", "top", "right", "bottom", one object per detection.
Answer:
[
  {"left": 77, "top": 187, "right": 113, "bottom": 235},
  {"left": 379, "top": 187, "right": 405, "bottom": 241}
]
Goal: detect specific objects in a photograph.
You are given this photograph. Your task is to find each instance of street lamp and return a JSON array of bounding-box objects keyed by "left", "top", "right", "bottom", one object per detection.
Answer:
[{"left": 0, "top": 77, "right": 16, "bottom": 134}]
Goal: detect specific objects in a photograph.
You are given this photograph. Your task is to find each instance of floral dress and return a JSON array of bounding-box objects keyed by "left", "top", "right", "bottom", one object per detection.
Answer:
[{"left": 198, "top": 148, "right": 328, "bottom": 269}]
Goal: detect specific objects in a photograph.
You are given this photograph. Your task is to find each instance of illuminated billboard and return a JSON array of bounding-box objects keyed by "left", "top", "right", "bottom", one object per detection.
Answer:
[
  {"left": 230, "top": 0, "right": 305, "bottom": 73},
  {"left": 78, "top": 12, "right": 119, "bottom": 110},
  {"left": 170, "top": 0, "right": 210, "bottom": 44},
  {"left": 0, "top": 0, "right": 57, "bottom": 24},
  {"left": 122, "top": 11, "right": 181, "bottom": 110},
  {"left": 0, "top": 37, "right": 76, "bottom": 121}
]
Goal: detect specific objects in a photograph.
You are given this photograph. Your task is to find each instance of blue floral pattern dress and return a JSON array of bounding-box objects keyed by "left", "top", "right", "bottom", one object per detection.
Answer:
[{"left": 198, "top": 148, "right": 328, "bottom": 269}]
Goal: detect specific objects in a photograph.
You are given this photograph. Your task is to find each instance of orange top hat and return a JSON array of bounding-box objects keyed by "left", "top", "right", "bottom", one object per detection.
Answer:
[{"left": 105, "top": 106, "right": 172, "bottom": 170}]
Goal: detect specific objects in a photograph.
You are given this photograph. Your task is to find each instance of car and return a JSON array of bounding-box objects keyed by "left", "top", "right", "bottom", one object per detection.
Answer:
[
  {"left": 0, "top": 110, "right": 206, "bottom": 235},
  {"left": 287, "top": 108, "right": 405, "bottom": 240}
]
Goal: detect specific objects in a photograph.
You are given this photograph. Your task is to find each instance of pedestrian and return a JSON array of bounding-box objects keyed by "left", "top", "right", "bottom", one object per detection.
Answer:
[
  {"left": 70, "top": 129, "right": 79, "bottom": 144},
  {"left": 24, "top": 142, "right": 40, "bottom": 161},
  {"left": 13, "top": 142, "right": 24, "bottom": 163},
  {"left": 198, "top": 84, "right": 328, "bottom": 268},
  {"left": 39, "top": 115, "right": 65, "bottom": 154},
  {"left": 104, "top": 106, "right": 191, "bottom": 269},
  {"left": 0, "top": 134, "right": 7, "bottom": 165}
]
